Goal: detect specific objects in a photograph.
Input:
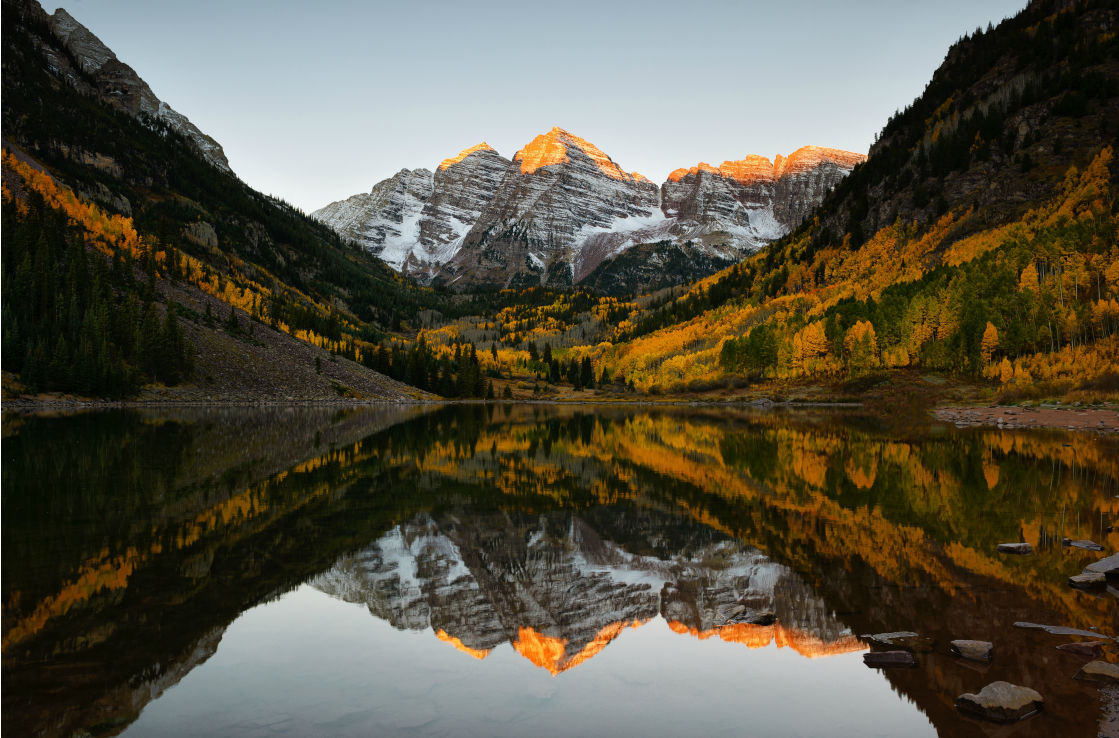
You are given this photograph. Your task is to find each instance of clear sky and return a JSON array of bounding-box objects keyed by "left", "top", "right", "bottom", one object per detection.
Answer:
[{"left": 45, "top": 0, "right": 1028, "bottom": 213}]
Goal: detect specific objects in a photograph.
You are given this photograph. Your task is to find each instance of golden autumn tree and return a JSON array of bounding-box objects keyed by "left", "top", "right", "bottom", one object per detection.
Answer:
[
  {"left": 980, "top": 322, "right": 999, "bottom": 364},
  {"left": 845, "top": 320, "right": 878, "bottom": 373}
]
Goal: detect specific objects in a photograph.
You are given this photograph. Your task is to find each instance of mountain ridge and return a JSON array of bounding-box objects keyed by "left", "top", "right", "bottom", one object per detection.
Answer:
[{"left": 312, "top": 130, "right": 865, "bottom": 291}]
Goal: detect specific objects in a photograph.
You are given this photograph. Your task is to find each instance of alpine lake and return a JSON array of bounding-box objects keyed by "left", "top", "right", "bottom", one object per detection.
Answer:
[{"left": 2, "top": 404, "right": 1117, "bottom": 738}]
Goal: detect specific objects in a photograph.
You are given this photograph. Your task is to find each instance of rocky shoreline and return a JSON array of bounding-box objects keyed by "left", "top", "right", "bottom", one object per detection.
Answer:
[{"left": 935, "top": 405, "right": 1119, "bottom": 433}]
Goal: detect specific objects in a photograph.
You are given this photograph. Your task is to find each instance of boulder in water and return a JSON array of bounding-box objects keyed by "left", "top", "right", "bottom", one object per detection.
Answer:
[
  {"left": 996, "top": 543, "right": 1032, "bottom": 555},
  {"left": 1074, "top": 660, "right": 1119, "bottom": 684},
  {"left": 951, "top": 640, "right": 993, "bottom": 663},
  {"left": 955, "top": 682, "right": 1043, "bottom": 722}
]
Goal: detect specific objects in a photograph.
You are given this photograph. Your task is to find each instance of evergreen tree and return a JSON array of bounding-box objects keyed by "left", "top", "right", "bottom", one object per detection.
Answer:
[{"left": 580, "top": 357, "right": 594, "bottom": 390}]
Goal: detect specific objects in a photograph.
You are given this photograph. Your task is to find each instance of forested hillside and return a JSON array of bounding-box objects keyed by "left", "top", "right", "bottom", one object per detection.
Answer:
[
  {"left": 562, "top": 0, "right": 1119, "bottom": 400},
  {"left": 0, "top": 0, "right": 486, "bottom": 400}
]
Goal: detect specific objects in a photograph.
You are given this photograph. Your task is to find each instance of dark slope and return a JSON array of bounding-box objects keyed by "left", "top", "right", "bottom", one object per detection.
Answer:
[
  {"left": 579, "top": 240, "right": 735, "bottom": 298},
  {"left": 1, "top": 0, "right": 443, "bottom": 338},
  {"left": 797, "top": 0, "right": 1119, "bottom": 256}
]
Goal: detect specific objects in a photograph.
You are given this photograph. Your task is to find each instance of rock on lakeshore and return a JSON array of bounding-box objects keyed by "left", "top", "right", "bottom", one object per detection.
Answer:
[
  {"left": 1074, "top": 660, "right": 1119, "bottom": 684},
  {"left": 951, "top": 640, "right": 994, "bottom": 663},
  {"left": 955, "top": 682, "right": 1044, "bottom": 723},
  {"left": 996, "top": 543, "right": 1033, "bottom": 555},
  {"left": 1058, "top": 641, "right": 1106, "bottom": 657}
]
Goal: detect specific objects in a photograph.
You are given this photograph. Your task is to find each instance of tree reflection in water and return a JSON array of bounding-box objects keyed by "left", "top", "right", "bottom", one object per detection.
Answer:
[{"left": 2, "top": 405, "right": 1116, "bottom": 737}]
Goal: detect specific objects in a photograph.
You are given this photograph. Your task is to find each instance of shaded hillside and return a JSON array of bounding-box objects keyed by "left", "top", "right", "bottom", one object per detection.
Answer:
[
  {"left": 801, "top": 0, "right": 1119, "bottom": 254},
  {"left": 0, "top": 0, "right": 498, "bottom": 400},
  {"left": 579, "top": 240, "right": 735, "bottom": 298},
  {"left": 556, "top": 0, "right": 1119, "bottom": 399},
  {"left": 0, "top": 0, "right": 437, "bottom": 333}
]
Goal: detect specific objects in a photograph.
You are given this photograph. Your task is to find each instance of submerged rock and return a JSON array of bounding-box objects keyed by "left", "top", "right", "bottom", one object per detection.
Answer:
[
  {"left": 861, "top": 631, "right": 935, "bottom": 651},
  {"left": 1067, "top": 539, "right": 1106, "bottom": 551},
  {"left": 1074, "top": 660, "right": 1119, "bottom": 684},
  {"left": 951, "top": 640, "right": 994, "bottom": 663},
  {"left": 864, "top": 631, "right": 917, "bottom": 642},
  {"left": 1014, "top": 622, "right": 1114, "bottom": 639},
  {"left": 863, "top": 651, "right": 914, "bottom": 668},
  {"left": 1057, "top": 641, "right": 1106, "bottom": 657},
  {"left": 996, "top": 543, "right": 1033, "bottom": 555},
  {"left": 955, "top": 682, "right": 1044, "bottom": 723},
  {"left": 1069, "top": 572, "right": 1108, "bottom": 588}
]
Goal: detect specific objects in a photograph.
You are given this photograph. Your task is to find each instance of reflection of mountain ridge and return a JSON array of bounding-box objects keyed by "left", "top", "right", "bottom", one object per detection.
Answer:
[
  {"left": 311, "top": 508, "right": 863, "bottom": 673},
  {"left": 3, "top": 406, "right": 1115, "bottom": 738}
]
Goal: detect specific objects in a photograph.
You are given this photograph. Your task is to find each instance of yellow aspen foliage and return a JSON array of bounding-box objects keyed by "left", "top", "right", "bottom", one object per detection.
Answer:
[
  {"left": 844, "top": 320, "right": 878, "bottom": 371},
  {"left": 999, "top": 357, "right": 1014, "bottom": 383},
  {"left": 1106, "top": 258, "right": 1119, "bottom": 297},
  {"left": 981, "top": 322, "right": 999, "bottom": 363},
  {"left": 936, "top": 301, "right": 957, "bottom": 340},
  {"left": 1018, "top": 263, "right": 1039, "bottom": 293},
  {"left": 793, "top": 321, "right": 828, "bottom": 366}
]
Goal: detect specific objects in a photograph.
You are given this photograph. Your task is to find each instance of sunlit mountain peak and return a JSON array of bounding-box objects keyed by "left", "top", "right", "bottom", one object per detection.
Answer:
[
  {"left": 437, "top": 142, "right": 498, "bottom": 171},
  {"left": 513, "top": 127, "right": 638, "bottom": 182}
]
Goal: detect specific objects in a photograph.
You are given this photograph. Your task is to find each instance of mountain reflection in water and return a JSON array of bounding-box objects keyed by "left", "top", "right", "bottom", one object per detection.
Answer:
[{"left": 1, "top": 405, "right": 1116, "bottom": 738}]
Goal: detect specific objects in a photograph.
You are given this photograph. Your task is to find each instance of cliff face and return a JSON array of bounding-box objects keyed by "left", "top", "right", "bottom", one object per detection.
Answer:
[
  {"left": 310, "top": 509, "right": 862, "bottom": 673},
  {"left": 662, "top": 147, "right": 866, "bottom": 237},
  {"left": 772, "top": 146, "right": 867, "bottom": 227},
  {"left": 47, "top": 7, "right": 233, "bottom": 174},
  {"left": 312, "top": 144, "right": 511, "bottom": 275}
]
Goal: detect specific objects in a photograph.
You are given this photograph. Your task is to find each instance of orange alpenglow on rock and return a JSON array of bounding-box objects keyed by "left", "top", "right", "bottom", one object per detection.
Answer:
[
  {"left": 667, "top": 621, "right": 866, "bottom": 659},
  {"left": 438, "top": 143, "right": 498, "bottom": 172},
  {"left": 435, "top": 629, "right": 491, "bottom": 660},
  {"left": 669, "top": 147, "right": 865, "bottom": 184},
  {"left": 717, "top": 155, "right": 778, "bottom": 185},
  {"left": 514, "top": 127, "right": 635, "bottom": 181},
  {"left": 512, "top": 620, "right": 645, "bottom": 675},
  {"left": 780, "top": 146, "right": 867, "bottom": 176}
]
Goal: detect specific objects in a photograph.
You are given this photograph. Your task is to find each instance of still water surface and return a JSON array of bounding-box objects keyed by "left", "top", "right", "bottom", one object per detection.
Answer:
[{"left": 2, "top": 405, "right": 1116, "bottom": 737}]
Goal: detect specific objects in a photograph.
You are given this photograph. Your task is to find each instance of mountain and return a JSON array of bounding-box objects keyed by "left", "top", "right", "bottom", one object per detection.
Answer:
[
  {"left": 438, "top": 127, "right": 662, "bottom": 288},
  {"left": 45, "top": 7, "right": 232, "bottom": 174},
  {"left": 662, "top": 147, "right": 866, "bottom": 236},
  {"left": 316, "top": 128, "right": 864, "bottom": 291},
  {"left": 312, "top": 143, "right": 511, "bottom": 277},
  {"left": 1, "top": 0, "right": 454, "bottom": 402}
]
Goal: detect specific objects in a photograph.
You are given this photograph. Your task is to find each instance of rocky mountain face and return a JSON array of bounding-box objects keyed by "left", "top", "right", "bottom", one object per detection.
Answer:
[
  {"left": 438, "top": 127, "right": 662, "bottom": 288},
  {"left": 310, "top": 509, "right": 862, "bottom": 673},
  {"left": 31, "top": 4, "right": 232, "bottom": 174},
  {"left": 662, "top": 147, "right": 866, "bottom": 238},
  {"left": 315, "top": 129, "right": 864, "bottom": 290},
  {"left": 312, "top": 143, "right": 511, "bottom": 275}
]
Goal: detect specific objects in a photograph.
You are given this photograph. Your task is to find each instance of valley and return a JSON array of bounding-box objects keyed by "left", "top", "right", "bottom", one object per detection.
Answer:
[{"left": 2, "top": 0, "right": 1118, "bottom": 414}]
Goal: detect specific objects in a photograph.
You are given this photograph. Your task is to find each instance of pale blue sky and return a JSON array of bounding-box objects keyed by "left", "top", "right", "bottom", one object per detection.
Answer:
[{"left": 46, "top": 0, "right": 1028, "bottom": 213}]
